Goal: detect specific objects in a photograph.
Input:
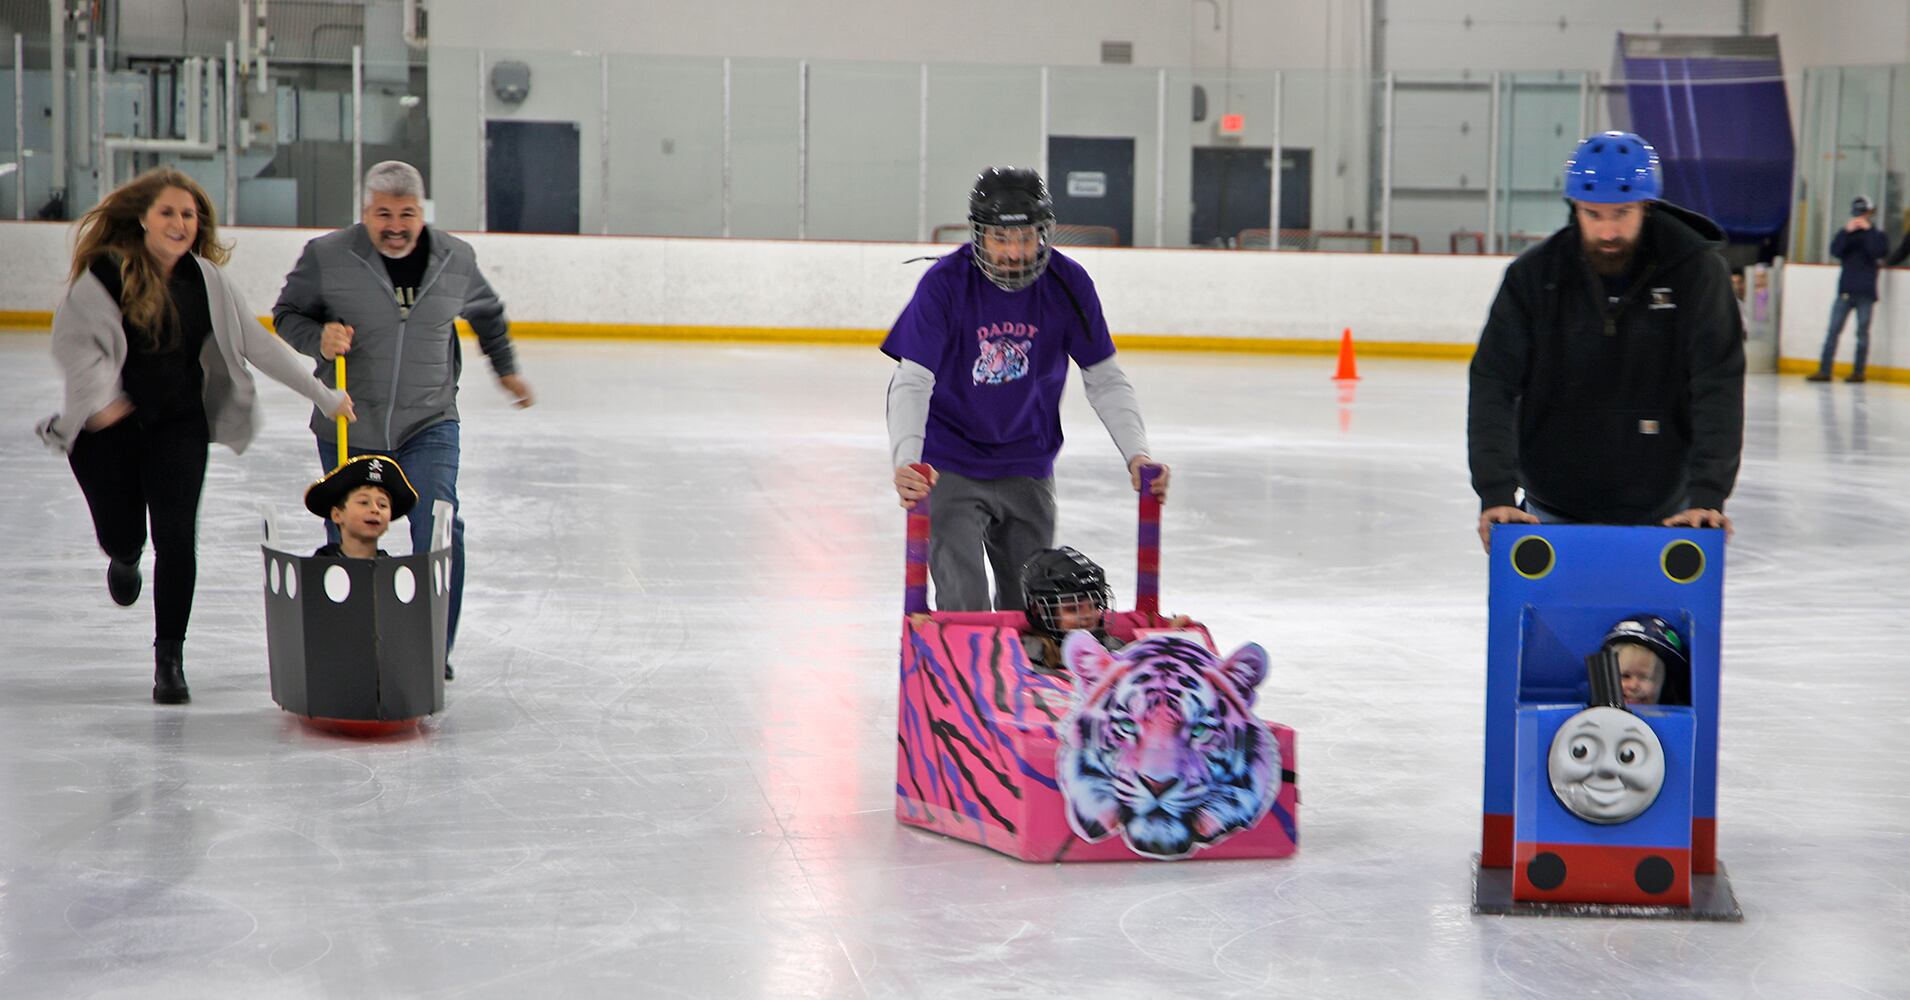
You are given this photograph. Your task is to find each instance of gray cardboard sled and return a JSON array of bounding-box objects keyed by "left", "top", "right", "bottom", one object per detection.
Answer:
[{"left": 261, "top": 500, "right": 452, "bottom": 728}]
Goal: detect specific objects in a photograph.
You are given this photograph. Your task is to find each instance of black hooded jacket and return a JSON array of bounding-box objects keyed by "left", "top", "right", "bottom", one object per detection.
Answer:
[{"left": 1467, "top": 202, "right": 1745, "bottom": 523}]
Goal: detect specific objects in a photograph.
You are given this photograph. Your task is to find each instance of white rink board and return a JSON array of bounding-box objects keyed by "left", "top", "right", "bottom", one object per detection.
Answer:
[
  {"left": 1778, "top": 263, "right": 1910, "bottom": 372},
  {"left": 10, "top": 220, "right": 1910, "bottom": 366},
  {"left": 1, "top": 220, "right": 1503, "bottom": 346}
]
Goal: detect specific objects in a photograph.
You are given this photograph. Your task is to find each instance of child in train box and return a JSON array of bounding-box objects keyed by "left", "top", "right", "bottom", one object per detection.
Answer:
[{"left": 1603, "top": 614, "right": 1689, "bottom": 707}]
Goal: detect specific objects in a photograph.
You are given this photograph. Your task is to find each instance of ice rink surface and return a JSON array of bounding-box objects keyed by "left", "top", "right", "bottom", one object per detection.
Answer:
[{"left": 0, "top": 331, "right": 1905, "bottom": 999}]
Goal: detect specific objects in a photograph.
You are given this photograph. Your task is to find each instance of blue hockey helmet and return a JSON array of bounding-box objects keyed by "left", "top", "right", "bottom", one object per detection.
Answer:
[{"left": 1563, "top": 131, "right": 1661, "bottom": 204}]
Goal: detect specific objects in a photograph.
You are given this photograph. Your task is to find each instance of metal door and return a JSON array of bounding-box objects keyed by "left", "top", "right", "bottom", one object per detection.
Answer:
[
  {"left": 1047, "top": 136, "right": 1134, "bottom": 246},
  {"left": 485, "top": 120, "right": 581, "bottom": 234}
]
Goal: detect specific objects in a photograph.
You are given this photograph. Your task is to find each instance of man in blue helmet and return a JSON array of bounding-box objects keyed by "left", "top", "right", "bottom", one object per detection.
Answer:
[
  {"left": 1467, "top": 131, "right": 1744, "bottom": 551},
  {"left": 884, "top": 167, "right": 1169, "bottom": 612}
]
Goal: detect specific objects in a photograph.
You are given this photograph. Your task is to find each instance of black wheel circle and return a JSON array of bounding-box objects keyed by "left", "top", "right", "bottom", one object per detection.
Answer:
[
  {"left": 1511, "top": 535, "right": 1556, "bottom": 580},
  {"left": 1526, "top": 851, "right": 1567, "bottom": 890},
  {"left": 1662, "top": 540, "right": 1705, "bottom": 583},
  {"left": 1635, "top": 856, "right": 1676, "bottom": 894}
]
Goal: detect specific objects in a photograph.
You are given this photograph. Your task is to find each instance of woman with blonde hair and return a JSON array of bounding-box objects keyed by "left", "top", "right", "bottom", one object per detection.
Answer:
[{"left": 38, "top": 166, "right": 355, "bottom": 704}]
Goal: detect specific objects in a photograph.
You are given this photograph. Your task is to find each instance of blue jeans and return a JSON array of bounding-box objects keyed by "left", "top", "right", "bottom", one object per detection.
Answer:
[
  {"left": 317, "top": 420, "right": 465, "bottom": 651},
  {"left": 1521, "top": 497, "right": 1575, "bottom": 524},
  {"left": 1818, "top": 294, "right": 1874, "bottom": 375}
]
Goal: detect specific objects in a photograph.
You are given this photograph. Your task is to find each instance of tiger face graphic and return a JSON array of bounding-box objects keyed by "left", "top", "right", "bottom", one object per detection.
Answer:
[
  {"left": 1057, "top": 633, "right": 1277, "bottom": 860},
  {"left": 971, "top": 329, "right": 1031, "bottom": 385}
]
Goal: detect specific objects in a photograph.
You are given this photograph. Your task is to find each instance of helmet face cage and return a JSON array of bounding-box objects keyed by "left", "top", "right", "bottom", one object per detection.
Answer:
[
  {"left": 1026, "top": 581, "right": 1113, "bottom": 638},
  {"left": 1020, "top": 546, "right": 1112, "bottom": 638},
  {"left": 970, "top": 220, "right": 1055, "bottom": 292}
]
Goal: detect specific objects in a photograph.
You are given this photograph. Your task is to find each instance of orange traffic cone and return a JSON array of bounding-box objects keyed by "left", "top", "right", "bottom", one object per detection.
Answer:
[{"left": 1332, "top": 327, "right": 1360, "bottom": 380}]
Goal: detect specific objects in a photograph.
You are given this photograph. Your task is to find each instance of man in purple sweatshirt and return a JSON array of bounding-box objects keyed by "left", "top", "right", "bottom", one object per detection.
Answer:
[{"left": 883, "top": 167, "right": 1169, "bottom": 612}]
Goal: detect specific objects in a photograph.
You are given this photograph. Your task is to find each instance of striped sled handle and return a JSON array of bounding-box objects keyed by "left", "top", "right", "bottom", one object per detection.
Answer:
[
  {"left": 1135, "top": 463, "right": 1163, "bottom": 622},
  {"left": 902, "top": 463, "right": 933, "bottom": 617}
]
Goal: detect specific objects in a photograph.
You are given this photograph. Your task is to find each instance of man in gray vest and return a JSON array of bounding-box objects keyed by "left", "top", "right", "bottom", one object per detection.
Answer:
[{"left": 274, "top": 161, "right": 534, "bottom": 678}]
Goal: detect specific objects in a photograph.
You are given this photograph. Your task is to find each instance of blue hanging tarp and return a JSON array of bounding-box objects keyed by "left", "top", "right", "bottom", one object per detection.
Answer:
[{"left": 1613, "top": 34, "right": 1794, "bottom": 243}]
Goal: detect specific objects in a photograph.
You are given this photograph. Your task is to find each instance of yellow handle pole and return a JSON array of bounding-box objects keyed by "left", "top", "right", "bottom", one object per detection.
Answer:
[{"left": 335, "top": 354, "right": 348, "bottom": 470}]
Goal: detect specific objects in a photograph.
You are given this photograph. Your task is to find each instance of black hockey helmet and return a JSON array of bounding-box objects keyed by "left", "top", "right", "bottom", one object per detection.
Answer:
[
  {"left": 1021, "top": 546, "right": 1112, "bottom": 639},
  {"left": 1602, "top": 614, "right": 1690, "bottom": 704},
  {"left": 968, "top": 167, "right": 1056, "bottom": 291},
  {"left": 969, "top": 167, "right": 1055, "bottom": 227}
]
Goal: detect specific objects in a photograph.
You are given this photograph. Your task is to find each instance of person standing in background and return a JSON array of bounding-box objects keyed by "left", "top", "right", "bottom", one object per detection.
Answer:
[{"left": 1806, "top": 195, "right": 1891, "bottom": 384}]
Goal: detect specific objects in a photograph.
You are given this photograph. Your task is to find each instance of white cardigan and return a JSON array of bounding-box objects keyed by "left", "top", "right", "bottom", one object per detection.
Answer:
[{"left": 37, "top": 253, "right": 346, "bottom": 455}]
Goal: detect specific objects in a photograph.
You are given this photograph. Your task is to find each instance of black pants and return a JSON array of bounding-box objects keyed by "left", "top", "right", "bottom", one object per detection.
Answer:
[{"left": 67, "top": 418, "right": 210, "bottom": 642}]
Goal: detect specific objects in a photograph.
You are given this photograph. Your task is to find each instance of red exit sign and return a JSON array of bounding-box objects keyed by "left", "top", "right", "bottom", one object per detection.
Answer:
[{"left": 1218, "top": 113, "right": 1246, "bottom": 135}]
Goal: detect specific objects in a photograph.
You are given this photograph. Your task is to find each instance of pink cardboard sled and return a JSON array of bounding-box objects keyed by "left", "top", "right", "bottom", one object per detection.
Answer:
[{"left": 894, "top": 465, "right": 1299, "bottom": 862}]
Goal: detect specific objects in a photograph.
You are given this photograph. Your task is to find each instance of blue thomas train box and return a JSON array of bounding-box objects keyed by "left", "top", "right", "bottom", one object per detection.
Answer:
[{"left": 1474, "top": 524, "right": 1739, "bottom": 918}]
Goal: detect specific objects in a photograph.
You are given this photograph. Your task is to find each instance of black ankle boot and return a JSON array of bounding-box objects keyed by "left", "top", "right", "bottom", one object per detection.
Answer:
[
  {"left": 153, "top": 639, "right": 190, "bottom": 704},
  {"left": 107, "top": 557, "right": 142, "bottom": 606}
]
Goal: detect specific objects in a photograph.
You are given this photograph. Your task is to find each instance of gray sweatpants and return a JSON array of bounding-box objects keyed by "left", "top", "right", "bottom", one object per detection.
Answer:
[{"left": 928, "top": 470, "right": 1058, "bottom": 612}]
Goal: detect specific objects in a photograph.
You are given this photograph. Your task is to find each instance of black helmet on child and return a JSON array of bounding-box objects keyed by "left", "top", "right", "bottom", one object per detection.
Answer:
[
  {"left": 1601, "top": 614, "right": 1688, "bottom": 673},
  {"left": 1602, "top": 613, "right": 1691, "bottom": 704},
  {"left": 1020, "top": 546, "right": 1112, "bottom": 639},
  {"left": 969, "top": 167, "right": 1056, "bottom": 292}
]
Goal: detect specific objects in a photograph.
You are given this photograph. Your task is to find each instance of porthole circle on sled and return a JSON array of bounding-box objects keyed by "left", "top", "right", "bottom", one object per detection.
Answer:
[
  {"left": 393, "top": 566, "right": 417, "bottom": 604},
  {"left": 323, "top": 565, "right": 351, "bottom": 603}
]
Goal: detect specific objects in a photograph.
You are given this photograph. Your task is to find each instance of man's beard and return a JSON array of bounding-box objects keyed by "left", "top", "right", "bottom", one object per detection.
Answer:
[{"left": 1584, "top": 236, "right": 1638, "bottom": 277}]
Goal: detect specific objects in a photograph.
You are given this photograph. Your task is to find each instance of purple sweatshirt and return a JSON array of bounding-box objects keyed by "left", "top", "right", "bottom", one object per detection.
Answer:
[{"left": 881, "top": 247, "right": 1117, "bottom": 480}]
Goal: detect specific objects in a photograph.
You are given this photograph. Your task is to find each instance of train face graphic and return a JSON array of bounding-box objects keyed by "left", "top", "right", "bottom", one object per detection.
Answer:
[{"left": 1548, "top": 705, "right": 1665, "bottom": 825}]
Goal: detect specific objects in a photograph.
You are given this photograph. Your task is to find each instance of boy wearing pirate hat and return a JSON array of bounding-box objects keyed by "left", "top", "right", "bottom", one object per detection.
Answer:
[{"left": 304, "top": 454, "right": 418, "bottom": 560}]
